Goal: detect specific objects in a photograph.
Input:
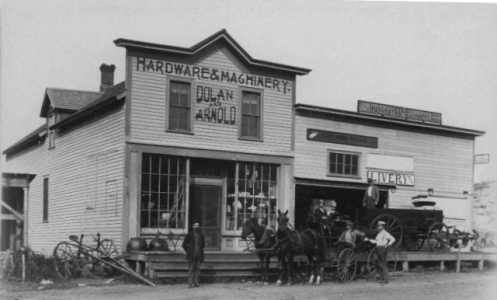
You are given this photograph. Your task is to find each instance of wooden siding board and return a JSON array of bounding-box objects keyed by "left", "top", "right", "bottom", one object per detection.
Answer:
[
  {"left": 294, "top": 115, "right": 474, "bottom": 208},
  {"left": 128, "top": 47, "right": 294, "bottom": 157},
  {"left": 3, "top": 108, "right": 126, "bottom": 254}
]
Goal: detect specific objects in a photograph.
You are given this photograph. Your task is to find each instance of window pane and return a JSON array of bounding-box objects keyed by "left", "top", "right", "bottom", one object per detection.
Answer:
[
  {"left": 351, "top": 156, "right": 358, "bottom": 175},
  {"left": 328, "top": 152, "right": 359, "bottom": 176},
  {"left": 241, "top": 91, "right": 261, "bottom": 138},
  {"left": 141, "top": 153, "right": 187, "bottom": 230},
  {"left": 43, "top": 177, "right": 49, "bottom": 222},
  {"left": 234, "top": 162, "right": 277, "bottom": 231},
  {"left": 336, "top": 154, "right": 343, "bottom": 174},
  {"left": 169, "top": 81, "right": 191, "bottom": 131}
]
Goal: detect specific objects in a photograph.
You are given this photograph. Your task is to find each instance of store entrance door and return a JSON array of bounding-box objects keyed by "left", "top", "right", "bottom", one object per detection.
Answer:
[{"left": 190, "top": 179, "right": 223, "bottom": 250}]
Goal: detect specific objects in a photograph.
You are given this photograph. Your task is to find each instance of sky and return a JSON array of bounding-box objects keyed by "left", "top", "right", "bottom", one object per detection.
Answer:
[{"left": 1, "top": 0, "right": 496, "bottom": 182}]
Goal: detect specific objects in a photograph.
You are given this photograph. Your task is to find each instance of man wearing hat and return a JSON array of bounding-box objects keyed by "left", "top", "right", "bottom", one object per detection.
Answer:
[
  {"left": 338, "top": 221, "right": 362, "bottom": 248},
  {"left": 366, "top": 220, "right": 396, "bottom": 284},
  {"left": 363, "top": 178, "right": 379, "bottom": 208},
  {"left": 182, "top": 221, "right": 205, "bottom": 288}
]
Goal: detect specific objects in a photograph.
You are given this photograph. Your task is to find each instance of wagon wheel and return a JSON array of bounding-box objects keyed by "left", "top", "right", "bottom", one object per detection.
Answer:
[
  {"left": 53, "top": 241, "right": 78, "bottom": 279},
  {"left": 98, "top": 239, "right": 119, "bottom": 259},
  {"left": 336, "top": 248, "right": 357, "bottom": 282},
  {"left": 427, "top": 222, "right": 449, "bottom": 251},
  {"left": 88, "top": 239, "right": 120, "bottom": 275},
  {"left": 369, "top": 214, "right": 403, "bottom": 248},
  {"left": 366, "top": 247, "right": 379, "bottom": 278}
]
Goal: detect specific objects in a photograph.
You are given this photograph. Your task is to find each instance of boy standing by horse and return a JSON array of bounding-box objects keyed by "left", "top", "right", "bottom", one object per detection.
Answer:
[{"left": 182, "top": 221, "right": 205, "bottom": 288}]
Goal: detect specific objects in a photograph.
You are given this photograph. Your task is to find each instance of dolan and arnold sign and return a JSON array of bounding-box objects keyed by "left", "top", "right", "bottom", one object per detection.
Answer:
[{"left": 135, "top": 56, "right": 293, "bottom": 95}]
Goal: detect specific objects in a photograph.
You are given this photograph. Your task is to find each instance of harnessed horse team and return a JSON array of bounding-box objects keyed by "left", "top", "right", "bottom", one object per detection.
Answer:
[{"left": 241, "top": 204, "right": 360, "bottom": 286}]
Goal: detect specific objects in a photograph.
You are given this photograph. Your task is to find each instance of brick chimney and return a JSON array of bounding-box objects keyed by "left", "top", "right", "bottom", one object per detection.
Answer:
[{"left": 99, "top": 63, "right": 115, "bottom": 92}]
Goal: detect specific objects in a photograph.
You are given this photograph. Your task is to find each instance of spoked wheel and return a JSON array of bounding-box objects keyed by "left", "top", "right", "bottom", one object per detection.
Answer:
[
  {"left": 369, "top": 214, "right": 403, "bottom": 248},
  {"left": 336, "top": 248, "right": 357, "bottom": 282},
  {"left": 366, "top": 247, "right": 379, "bottom": 278},
  {"left": 427, "top": 222, "right": 449, "bottom": 251},
  {"left": 86, "top": 239, "right": 120, "bottom": 276},
  {"left": 98, "top": 239, "right": 119, "bottom": 258},
  {"left": 53, "top": 241, "right": 78, "bottom": 279}
]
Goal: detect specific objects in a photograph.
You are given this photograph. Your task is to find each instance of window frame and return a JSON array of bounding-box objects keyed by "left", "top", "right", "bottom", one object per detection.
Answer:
[
  {"left": 326, "top": 149, "right": 361, "bottom": 179},
  {"left": 47, "top": 113, "right": 56, "bottom": 149},
  {"left": 139, "top": 153, "right": 188, "bottom": 234},
  {"left": 42, "top": 176, "right": 49, "bottom": 223},
  {"left": 222, "top": 162, "right": 279, "bottom": 236},
  {"left": 166, "top": 77, "right": 193, "bottom": 134},
  {"left": 239, "top": 88, "right": 264, "bottom": 141}
]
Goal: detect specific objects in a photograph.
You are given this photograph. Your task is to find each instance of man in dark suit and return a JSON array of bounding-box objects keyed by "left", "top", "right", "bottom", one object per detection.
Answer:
[
  {"left": 363, "top": 178, "right": 379, "bottom": 208},
  {"left": 182, "top": 221, "right": 205, "bottom": 288}
]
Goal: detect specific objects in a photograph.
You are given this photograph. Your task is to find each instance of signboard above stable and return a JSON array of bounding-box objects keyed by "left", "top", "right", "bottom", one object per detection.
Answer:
[
  {"left": 357, "top": 100, "right": 442, "bottom": 125},
  {"left": 367, "top": 169, "right": 415, "bottom": 186},
  {"left": 307, "top": 128, "right": 378, "bottom": 148}
]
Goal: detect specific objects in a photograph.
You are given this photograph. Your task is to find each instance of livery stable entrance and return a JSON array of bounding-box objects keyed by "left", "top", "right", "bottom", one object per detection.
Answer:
[{"left": 294, "top": 179, "right": 389, "bottom": 229}]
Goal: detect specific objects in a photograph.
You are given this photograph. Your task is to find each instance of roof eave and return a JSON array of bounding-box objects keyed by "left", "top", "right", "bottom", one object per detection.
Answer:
[
  {"left": 50, "top": 94, "right": 125, "bottom": 130},
  {"left": 3, "top": 127, "right": 47, "bottom": 156},
  {"left": 295, "top": 103, "right": 485, "bottom": 137},
  {"left": 114, "top": 32, "right": 311, "bottom": 75}
]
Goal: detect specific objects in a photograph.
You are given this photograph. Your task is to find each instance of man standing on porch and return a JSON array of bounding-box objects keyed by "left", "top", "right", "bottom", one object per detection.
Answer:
[
  {"left": 182, "top": 222, "right": 205, "bottom": 288},
  {"left": 363, "top": 178, "right": 379, "bottom": 208}
]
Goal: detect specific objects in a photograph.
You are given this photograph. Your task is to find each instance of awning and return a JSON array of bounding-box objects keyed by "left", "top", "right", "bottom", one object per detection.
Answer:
[{"left": 2, "top": 173, "right": 36, "bottom": 188}]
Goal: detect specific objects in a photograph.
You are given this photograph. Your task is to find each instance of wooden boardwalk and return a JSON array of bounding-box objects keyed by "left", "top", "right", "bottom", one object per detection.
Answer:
[{"left": 125, "top": 250, "right": 497, "bottom": 280}]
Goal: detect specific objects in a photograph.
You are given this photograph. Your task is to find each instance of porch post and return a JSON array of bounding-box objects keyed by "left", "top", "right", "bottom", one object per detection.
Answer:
[
  {"left": 278, "top": 163, "right": 295, "bottom": 225},
  {"left": 127, "top": 151, "right": 141, "bottom": 242},
  {"left": 22, "top": 187, "right": 29, "bottom": 247}
]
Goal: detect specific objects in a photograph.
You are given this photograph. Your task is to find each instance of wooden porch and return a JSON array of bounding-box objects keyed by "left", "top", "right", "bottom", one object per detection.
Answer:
[{"left": 124, "top": 250, "right": 497, "bottom": 281}]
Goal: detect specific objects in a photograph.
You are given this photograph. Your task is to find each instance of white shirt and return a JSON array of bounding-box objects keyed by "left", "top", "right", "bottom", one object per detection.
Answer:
[
  {"left": 367, "top": 186, "right": 373, "bottom": 197},
  {"left": 372, "top": 229, "right": 396, "bottom": 247}
]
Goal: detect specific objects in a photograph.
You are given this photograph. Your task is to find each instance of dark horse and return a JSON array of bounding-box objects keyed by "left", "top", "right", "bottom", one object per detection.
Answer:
[
  {"left": 241, "top": 217, "right": 276, "bottom": 282},
  {"left": 275, "top": 210, "right": 325, "bottom": 285}
]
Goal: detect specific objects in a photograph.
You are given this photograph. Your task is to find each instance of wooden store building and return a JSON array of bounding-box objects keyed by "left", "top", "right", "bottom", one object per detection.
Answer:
[{"left": 2, "top": 30, "right": 484, "bottom": 254}]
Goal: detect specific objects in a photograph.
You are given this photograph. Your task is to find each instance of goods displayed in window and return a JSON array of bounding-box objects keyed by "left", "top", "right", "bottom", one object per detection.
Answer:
[
  {"left": 141, "top": 153, "right": 187, "bottom": 230},
  {"left": 225, "top": 162, "right": 277, "bottom": 232}
]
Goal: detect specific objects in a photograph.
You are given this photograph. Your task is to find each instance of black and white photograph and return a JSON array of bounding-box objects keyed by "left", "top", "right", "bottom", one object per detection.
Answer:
[{"left": 0, "top": 1, "right": 496, "bottom": 299}]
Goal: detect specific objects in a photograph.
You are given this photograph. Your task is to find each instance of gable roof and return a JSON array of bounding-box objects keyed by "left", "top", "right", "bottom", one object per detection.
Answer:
[
  {"left": 40, "top": 88, "right": 102, "bottom": 117},
  {"left": 3, "top": 124, "right": 47, "bottom": 156},
  {"left": 4, "top": 82, "right": 126, "bottom": 157},
  {"left": 50, "top": 82, "right": 126, "bottom": 130},
  {"left": 295, "top": 103, "right": 485, "bottom": 138},
  {"left": 114, "top": 29, "right": 311, "bottom": 76}
]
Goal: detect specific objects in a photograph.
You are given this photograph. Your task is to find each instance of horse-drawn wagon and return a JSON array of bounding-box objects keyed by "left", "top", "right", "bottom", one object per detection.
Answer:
[{"left": 241, "top": 197, "right": 473, "bottom": 285}]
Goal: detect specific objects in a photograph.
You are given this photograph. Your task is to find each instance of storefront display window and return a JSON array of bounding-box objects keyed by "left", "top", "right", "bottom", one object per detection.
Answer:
[
  {"left": 141, "top": 153, "right": 187, "bottom": 231},
  {"left": 225, "top": 162, "right": 277, "bottom": 232}
]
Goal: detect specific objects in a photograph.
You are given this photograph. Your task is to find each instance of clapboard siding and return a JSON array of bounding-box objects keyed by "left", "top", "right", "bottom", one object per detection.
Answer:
[
  {"left": 128, "top": 46, "right": 294, "bottom": 156},
  {"left": 4, "top": 107, "right": 125, "bottom": 255},
  {"left": 295, "top": 115, "right": 474, "bottom": 208}
]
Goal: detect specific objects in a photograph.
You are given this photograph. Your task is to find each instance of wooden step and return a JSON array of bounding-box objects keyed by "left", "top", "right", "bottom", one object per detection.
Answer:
[
  {"left": 150, "top": 261, "right": 280, "bottom": 271},
  {"left": 154, "top": 269, "right": 277, "bottom": 279}
]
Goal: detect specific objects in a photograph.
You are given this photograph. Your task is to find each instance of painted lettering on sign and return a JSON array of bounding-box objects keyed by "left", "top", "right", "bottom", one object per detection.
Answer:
[
  {"left": 367, "top": 169, "right": 415, "bottom": 186},
  {"left": 194, "top": 85, "right": 237, "bottom": 125},
  {"left": 135, "top": 56, "right": 292, "bottom": 95},
  {"left": 358, "top": 100, "right": 442, "bottom": 125}
]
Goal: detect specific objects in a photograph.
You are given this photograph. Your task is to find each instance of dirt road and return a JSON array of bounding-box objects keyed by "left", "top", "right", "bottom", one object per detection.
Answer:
[{"left": 1, "top": 271, "right": 496, "bottom": 300}]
